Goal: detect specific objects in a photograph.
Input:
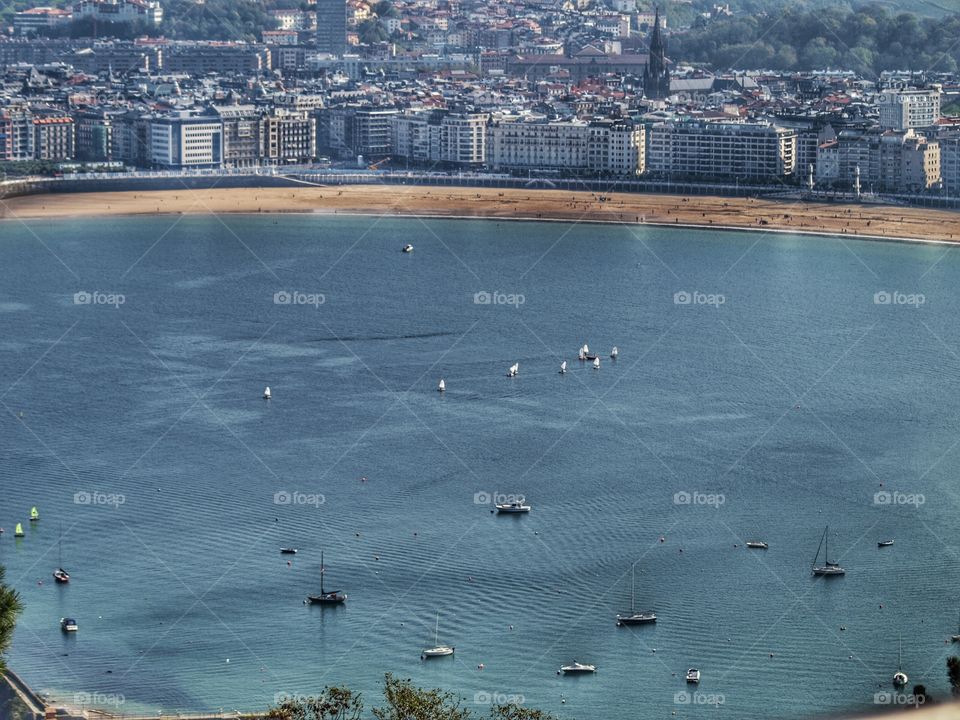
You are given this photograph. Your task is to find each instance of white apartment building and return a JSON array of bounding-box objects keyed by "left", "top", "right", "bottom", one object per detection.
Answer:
[
  {"left": 647, "top": 121, "right": 797, "bottom": 180},
  {"left": 392, "top": 110, "right": 487, "bottom": 167},
  {"left": 150, "top": 115, "right": 223, "bottom": 168},
  {"left": 72, "top": 0, "right": 163, "bottom": 25},
  {"left": 877, "top": 87, "right": 941, "bottom": 131},
  {"left": 487, "top": 118, "right": 644, "bottom": 175}
]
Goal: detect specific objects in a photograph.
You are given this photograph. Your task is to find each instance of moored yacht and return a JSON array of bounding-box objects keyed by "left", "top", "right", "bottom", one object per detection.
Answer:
[
  {"left": 495, "top": 500, "right": 531, "bottom": 514},
  {"left": 812, "top": 526, "right": 845, "bottom": 576},
  {"left": 559, "top": 661, "right": 596, "bottom": 674},
  {"left": 60, "top": 617, "right": 78, "bottom": 632},
  {"left": 685, "top": 668, "right": 701, "bottom": 684},
  {"left": 421, "top": 612, "right": 454, "bottom": 659}
]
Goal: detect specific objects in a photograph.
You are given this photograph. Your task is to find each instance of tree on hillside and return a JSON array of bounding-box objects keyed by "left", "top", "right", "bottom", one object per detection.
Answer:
[
  {"left": 0, "top": 566, "right": 24, "bottom": 672},
  {"left": 265, "top": 687, "right": 362, "bottom": 720},
  {"left": 373, "top": 673, "right": 471, "bottom": 720}
]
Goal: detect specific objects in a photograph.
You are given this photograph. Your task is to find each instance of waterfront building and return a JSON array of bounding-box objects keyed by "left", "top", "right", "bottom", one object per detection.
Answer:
[
  {"left": 392, "top": 110, "right": 487, "bottom": 168},
  {"left": 32, "top": 114, "right": 75, "bottom": 161},
  {"left": 877, "top": 86, "right": 941, "bottom": 131},
  {"left": 488, "top": 117, "right": 645, "bottom": 175},
  {"left": 263, "top": 109, "right": 317, "bottom": 165},
  {"left": 213, "top": 105, "right": 264, "bottom": 169},
  {"left": 149, "top": 114, "right": 223, "bottom": 169},
  {"left": 13, "top": 7, "right": 73, "bottom": 35},
  {"left": 647, "top": 120, "right": 797, "bottom": 180}
]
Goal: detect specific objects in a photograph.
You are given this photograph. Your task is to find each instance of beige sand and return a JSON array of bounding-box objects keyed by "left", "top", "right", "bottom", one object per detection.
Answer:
[{"left": 3, "top": 185, "right": 959, "bottom": 243}]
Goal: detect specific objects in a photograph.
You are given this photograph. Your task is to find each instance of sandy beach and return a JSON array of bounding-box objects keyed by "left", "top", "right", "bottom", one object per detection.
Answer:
[{"left": 2, "top": 185, "right": 959, "bottom": 243}]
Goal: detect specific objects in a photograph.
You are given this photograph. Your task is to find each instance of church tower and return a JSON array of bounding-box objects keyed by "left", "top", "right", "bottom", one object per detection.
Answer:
[{"left": 643, "top": 7, "right": 670, "bottom": 100}]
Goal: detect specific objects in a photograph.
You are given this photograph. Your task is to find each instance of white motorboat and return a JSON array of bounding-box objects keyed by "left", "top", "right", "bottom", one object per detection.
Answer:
[
  {"left": 745, "top": 541, "right": 768, "bottom": 549},
  {"left": 560, "top": 661, "right": 596, "bottom": 674},
  {"left": 878, "top": 540, "right": 894, "bottom": 547},
  {"left": 495, "top": 501, "right": 531, "bottom": 514},
  {"left": 402, "top": 244, "right": 414, "bottom": 253},
  {"left": 60, "top": 617, "right": 78, "bottom": 632},
  {"left": 421, "top": 612, "right": 454, "bottom": 659},
  {"left": 685, "top": 668, "right": 700, "bottom": 684}
]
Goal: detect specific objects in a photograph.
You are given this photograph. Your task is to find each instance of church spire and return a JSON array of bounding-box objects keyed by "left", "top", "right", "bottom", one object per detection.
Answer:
[{"left": 643, "top": 6, "right": 670, "bottom": 99}]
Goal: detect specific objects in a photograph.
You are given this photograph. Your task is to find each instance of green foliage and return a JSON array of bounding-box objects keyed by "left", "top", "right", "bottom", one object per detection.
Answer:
[
  {"left": 0, "top": 161, "right": 64, "bottom": 178},
  {"left": 373, "top": 673, "right": 471, "bottom": 720},
  {"left": 0, "top": 566, "right": 24, "bottom": 672},
  {"left": 264, "top": 687, "right": 363, "bottom": 720},
  {"left": 671, "top": 5, "right": 960, "bottom": 74},
  {"left": 949, "top": 656, "right": 960, "bottom": 696},
  {"left": 489, "top": 705, "right": 559, "bottom": 720},
  {"left": 159, "top": 0, "right": 278, "bottom": 42}
]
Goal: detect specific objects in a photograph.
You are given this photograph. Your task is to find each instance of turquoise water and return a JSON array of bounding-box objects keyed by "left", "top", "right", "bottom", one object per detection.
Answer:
[{"left": 1, "top": 214, "right": 959, "bottom": 719}]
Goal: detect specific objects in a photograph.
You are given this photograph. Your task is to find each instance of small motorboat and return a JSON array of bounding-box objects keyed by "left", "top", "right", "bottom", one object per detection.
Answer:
[
  {"left": 53, "top": 568, "right": 70, "bottom": 584},
  {"left": 746, "top": 541, "right": 768, "bottom": 549},
  {"left": 560, "top": 661, "right": 596, "bottom": 674},
  {"left": 280, "top": 548, "right": 298, "bottom": 555},
  {"left": 495, "top": 501, "right": 531, "bottom": 514},
  {"left": 878, "top": 540, "right": 894, "bottom": 547},
  {"left": 438, "top": 379, "right": 445, "bottom": 392},
  {"left": 685, "top": 668, "right": 701, "bottom": 684},
  {"left": 61, "top": 617, "right": 78, "bottom": 632},
  {"left": 402, "top": 244, "right": 414, "bottom": 253},
  {"left": 263, "top": 386, "right": 272, "bottom": 400}
]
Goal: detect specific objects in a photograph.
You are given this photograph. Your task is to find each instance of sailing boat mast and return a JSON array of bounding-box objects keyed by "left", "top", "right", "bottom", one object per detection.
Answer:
[
  {"left": 320, "top": 550, "right": 325, "bottom": 595},
  {"left": 630, "top": 565, "right": 636, "bottom": 613}
]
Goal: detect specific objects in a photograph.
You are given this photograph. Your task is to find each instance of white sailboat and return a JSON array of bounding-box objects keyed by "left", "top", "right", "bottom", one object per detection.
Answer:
[
  {"left": 559, "top": 361, "right": 567, "bottom": 374},
  {"left": 892, "top": 635, "right": 908, "bottom": 688},
  {"left": 263, "top": 386, "right": 272, "bottom": 400},
  {"left": 593, "top": 357, "right": 600, "bottom": 370},
  {"left": 812, "top": 526, "right": 845, "bottom": 576},
  {"left": 421, "top": 612, "right": 454, "bottom": 658},
  {"left": 438, "top": 379, "right": 445, "bottom": 392},
  {"left": 578, "top": 347, "right": 585, "bottom": 361},
  {"left": 616, "top": 563, "right": 656, "bottom": 626},
  {"left": 610, "top": 346, "right": 618, "bottom": 359},
  {"left": 507, "top": 363, "right": 519, "bottom": 377},
  {"left": 951, "top": 608, "right": 959, "bottom": 643}
]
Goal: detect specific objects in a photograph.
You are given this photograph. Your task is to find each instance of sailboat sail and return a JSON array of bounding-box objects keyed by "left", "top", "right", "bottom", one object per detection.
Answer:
[
  {"left": 29, "top": 506, "right": 39, "bottom": 521},
  {"left": 14, "top": 522, "right": 24, "bottom": 537}
]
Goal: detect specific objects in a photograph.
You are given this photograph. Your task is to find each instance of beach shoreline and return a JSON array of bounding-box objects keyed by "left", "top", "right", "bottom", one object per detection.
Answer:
[{"left": 2, "top": 185, "right": 959, "bottom": 244}]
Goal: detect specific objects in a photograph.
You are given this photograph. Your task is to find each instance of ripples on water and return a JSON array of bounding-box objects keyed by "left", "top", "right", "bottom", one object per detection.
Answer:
[{"left": 1, "top": 215, "right": 959, "bottom": 719}]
